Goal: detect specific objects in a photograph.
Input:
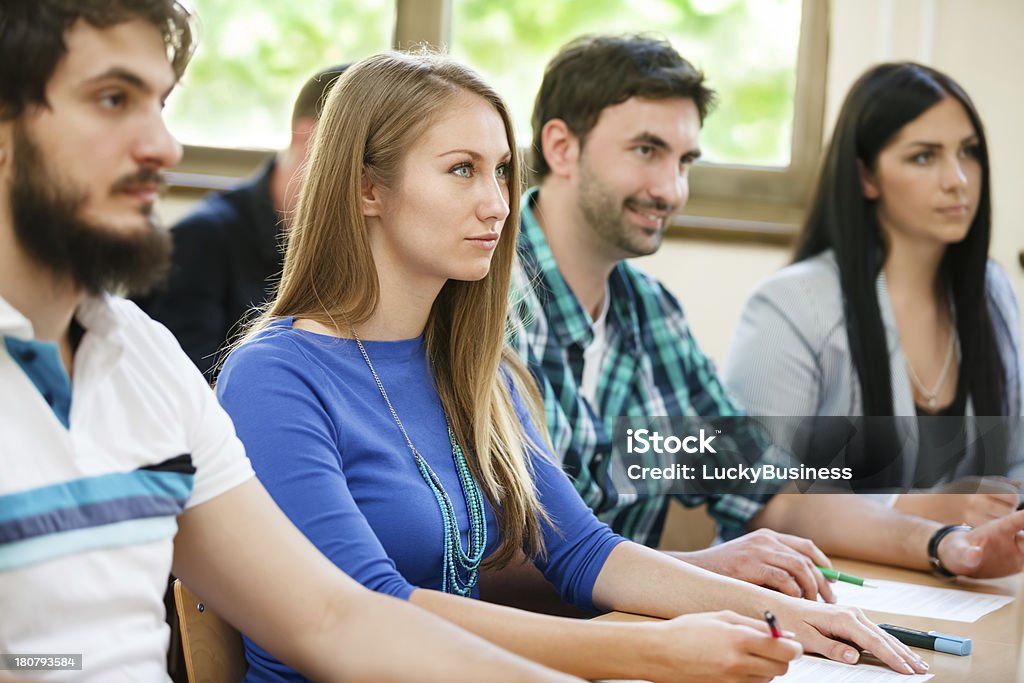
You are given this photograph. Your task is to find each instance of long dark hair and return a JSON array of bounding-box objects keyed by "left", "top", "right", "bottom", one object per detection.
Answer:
[{"left": 795, "top": 62, "right": 1005, "bottom": 418}]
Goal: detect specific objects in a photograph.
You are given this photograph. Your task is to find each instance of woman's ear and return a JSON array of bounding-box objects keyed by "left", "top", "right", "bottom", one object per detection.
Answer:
[
  {"left": 362, "top": 174, "right": 383, "bottom": 218},
  {"left": 857, "top": 159, "right": 880, "bottom": 200}
]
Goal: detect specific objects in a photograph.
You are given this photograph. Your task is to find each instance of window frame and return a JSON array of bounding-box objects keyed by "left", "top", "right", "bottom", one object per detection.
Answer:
[
  {"left": 167, "top": 0, "right": 827, "bottom": 244},
  {"left": 677, "top": 0, "right": 828, "bottom": 243}
]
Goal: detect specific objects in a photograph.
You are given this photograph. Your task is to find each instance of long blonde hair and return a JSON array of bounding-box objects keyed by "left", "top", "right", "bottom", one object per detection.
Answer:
[{"left": 238, "top": 51, "right": 550, "bottom": 566}]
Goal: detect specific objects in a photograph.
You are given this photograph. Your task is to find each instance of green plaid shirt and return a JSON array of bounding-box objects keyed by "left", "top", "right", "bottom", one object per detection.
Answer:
[{"left": 509, "top": 188, "right": 782, "bottom": 546}]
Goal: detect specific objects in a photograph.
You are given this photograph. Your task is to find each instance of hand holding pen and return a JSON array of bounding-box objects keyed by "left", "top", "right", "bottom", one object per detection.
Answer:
[
  {"left": 817, "top": 566, "right": 878, "bottom": 588},
  {"left": 644, "top": 611, "right": 802, "bottom": 682},
  {"left": 764, "top": 611, "right": 784, "bottom": 638}
]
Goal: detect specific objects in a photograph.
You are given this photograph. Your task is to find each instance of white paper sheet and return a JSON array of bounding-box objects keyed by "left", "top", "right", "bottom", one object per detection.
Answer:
[
  {"left": 597, "top": 656, "right": 934, "bottom": 683},
  {"left": 778, "top": 656, "right": 934, "bottom": 682},
  {"left": 827, "top": 578, "right": 1013, "bottom": 622}
]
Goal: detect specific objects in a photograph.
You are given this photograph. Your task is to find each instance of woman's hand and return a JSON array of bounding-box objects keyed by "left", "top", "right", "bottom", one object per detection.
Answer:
[
  {"left": 636, "top": 610, "right": 801, "bottom": 683},
  {"left": 895, "top": 477, "right": 1020, "bottom": 527},
  {"left": 772, "top": 599, "right": 928, "bottom": 675}
]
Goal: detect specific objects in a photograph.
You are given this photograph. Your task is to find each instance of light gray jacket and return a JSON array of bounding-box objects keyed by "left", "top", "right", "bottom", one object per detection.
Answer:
[{"left": 724, "top": 250, "right": 1024, "bottom": 484}]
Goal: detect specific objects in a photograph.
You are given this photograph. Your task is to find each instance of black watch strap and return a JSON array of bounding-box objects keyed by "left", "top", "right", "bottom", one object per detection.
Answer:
[{"left": 927, "top": 524, "right": 972, "bottom": 578}]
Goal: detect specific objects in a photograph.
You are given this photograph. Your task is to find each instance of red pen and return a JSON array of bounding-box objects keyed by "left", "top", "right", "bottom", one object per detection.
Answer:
[{"left": 764, "top": 610, "right": 783, "bottom": 638}]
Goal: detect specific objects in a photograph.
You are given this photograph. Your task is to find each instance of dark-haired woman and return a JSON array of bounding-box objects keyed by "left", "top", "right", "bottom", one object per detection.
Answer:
[{"left": 724, "top": 62, "right": 1023, "bottom": 527}]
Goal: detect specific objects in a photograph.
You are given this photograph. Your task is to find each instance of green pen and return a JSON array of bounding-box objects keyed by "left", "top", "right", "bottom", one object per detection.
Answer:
[{"left": 817, "top": 566, "right": 877, "bottom": 588}]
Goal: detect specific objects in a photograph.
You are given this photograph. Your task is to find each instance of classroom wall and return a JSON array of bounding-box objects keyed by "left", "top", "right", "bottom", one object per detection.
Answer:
[
  {"left": 161, "top": 192, "right": 215, "bottom": 226},
  {"left": 156, "top": 0, "right": 1023, "bottom": 365}
]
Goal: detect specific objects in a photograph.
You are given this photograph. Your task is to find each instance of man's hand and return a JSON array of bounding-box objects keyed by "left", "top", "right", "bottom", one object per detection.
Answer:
[
  {"left": 673, "top": 528, "right": 836, "bottom": 602},
  {"left": 895, "top": 476, "right": 1020, "bottom": 527},
  {"left": 937, "top": 509, "right": 1024, "bottom": 578}
]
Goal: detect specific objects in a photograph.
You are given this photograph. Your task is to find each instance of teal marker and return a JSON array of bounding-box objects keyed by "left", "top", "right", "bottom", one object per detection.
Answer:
[{"left": 817, "top": 566, "right": 877, "bottom": 588}]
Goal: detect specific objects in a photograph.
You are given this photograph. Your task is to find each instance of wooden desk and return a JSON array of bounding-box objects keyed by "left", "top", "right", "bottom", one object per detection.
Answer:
[{"left": 597, "top": 559, "right": 1021, "bottom": 681}]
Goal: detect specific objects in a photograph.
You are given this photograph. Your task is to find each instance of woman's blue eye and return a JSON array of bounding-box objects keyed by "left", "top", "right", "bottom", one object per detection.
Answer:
[
  {"left": 452, "top": 163, "right": 473, "bottom": 178},
  {"left": 496, "top": 162, "right": 510, "bottom": 179},
  {"left": 910, "top": 151, "right": 934, "bottom": 165}
]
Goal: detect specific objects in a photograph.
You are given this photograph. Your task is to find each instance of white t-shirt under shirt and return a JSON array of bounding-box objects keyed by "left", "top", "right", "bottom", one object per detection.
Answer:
[
  {"left": 579, "top": 284, "right": 611, "bottom": 406},
  {"left": 0, "top": 294, "right": 253, "bottom": 681}
]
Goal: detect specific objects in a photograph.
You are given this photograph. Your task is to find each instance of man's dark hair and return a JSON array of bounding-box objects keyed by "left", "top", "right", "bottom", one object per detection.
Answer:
[
  {"left": 0, "top": 0, "right": 195, "bottom": 121},
  {"left": 291, "top": 64, "right": 351, "bottom": 128},
  {"left": 530, "top": 33, "right": 716, "bottom": 179}
]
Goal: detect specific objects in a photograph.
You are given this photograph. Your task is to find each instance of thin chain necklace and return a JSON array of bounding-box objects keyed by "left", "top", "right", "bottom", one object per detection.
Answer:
[
  {"left": 351, "top": 329, "right": 486, "bottom": 595},
  {"left": 906, "top": 326, "right": 959, "bottom": 410}
]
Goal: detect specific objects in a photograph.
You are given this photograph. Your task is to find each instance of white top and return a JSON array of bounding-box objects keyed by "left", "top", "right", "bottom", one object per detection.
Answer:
[
  {"left": 580, "top": 284, "right": 611, "bottom": 406},
  {"left": 0, "top": 294, "right": 254, "bottom": 682}
]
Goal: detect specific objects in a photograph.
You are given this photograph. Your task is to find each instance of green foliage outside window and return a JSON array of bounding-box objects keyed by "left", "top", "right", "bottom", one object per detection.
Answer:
[
  {"left": 451, "top": 0, "right": 801, "bottom": 166},
  {"left": 166, "top": 0, "right": 800, "bottom": 168},
  {"left": 166, "top": 0, "right": 394, "bottom": 150}
]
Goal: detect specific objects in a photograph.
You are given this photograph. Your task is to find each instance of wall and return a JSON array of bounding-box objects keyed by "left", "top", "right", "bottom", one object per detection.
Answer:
[{"left": 161, "top": 192, "right": 210, "bottom": 226}]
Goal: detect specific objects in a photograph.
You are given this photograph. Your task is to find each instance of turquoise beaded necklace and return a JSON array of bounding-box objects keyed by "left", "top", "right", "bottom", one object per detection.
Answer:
[{"left": 353, "top": 331, "right": 487, "bottom": 596}]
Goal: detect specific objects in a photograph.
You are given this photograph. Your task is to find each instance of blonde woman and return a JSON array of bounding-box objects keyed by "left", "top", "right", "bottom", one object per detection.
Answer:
[{"left": 217, "top": 52, "right": 925, "bottom": 682}]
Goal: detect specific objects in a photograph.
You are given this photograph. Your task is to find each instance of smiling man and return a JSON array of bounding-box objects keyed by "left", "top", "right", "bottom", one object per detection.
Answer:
[
  {"left": 506, "top": 34, "right": 1024, "bottom": 603},
  {"left": 508, "top": 34, "right": 838, "bottom": 601},
  {"left": 0, "top": 3, "right": 578, "bottom": 682}
]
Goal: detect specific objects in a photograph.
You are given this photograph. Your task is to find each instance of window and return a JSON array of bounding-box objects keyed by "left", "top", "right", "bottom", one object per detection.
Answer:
[
  {"left": 168, "top": 0, "right": 827, "bottom": 239},
  {"left": 450, "top": 0, "right": 801, "bottom": 168},
  {"left": 445, "top": 0, "right": 827, "bottom": 240},
  {"left": 167, "top": 0, "right": 394, "bottom": 151}
]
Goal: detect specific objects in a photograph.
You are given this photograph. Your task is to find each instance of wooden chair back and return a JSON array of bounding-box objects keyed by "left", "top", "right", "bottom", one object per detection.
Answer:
[{"left": 173, "top": 579, "right": 246, "bottom": 683}]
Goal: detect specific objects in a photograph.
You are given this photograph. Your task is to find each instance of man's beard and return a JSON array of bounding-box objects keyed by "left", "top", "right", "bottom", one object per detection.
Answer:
[
  {"left": 8, "top": 124, "right": 172, "bottom": 296},
  {"left": 577, "top": 154, "right": 671, "bottom": 259}
]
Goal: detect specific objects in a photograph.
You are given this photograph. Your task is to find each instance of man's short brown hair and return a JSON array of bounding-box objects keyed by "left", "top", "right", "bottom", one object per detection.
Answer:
[
  {"left": 530, "top": 34, "right": 716, "bottom": 179},
  {"left": 290, "top": 64, "right": 350, "bottom": 128}
]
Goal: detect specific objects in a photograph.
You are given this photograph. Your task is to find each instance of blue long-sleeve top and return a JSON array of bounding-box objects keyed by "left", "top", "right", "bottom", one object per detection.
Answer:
[{"left": 217, "top": 319, "right": 625, "bottom": 683}]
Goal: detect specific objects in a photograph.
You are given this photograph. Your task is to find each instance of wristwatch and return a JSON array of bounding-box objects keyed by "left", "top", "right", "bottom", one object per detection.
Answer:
[{"left": 927, "top": 524, "right": 972, "bottom": 578}]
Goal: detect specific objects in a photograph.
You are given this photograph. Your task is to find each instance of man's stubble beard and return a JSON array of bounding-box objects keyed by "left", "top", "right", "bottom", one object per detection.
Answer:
[{"left": 576, "top": 154, "right": 667, "bottom": 260}]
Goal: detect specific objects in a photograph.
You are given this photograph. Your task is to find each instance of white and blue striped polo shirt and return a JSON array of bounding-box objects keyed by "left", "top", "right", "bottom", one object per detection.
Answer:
[{"left": 0, "top": 294, "right": 253, "bottom": 681}]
